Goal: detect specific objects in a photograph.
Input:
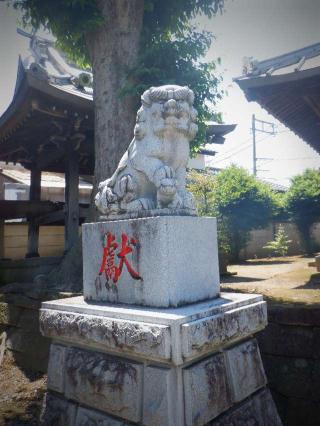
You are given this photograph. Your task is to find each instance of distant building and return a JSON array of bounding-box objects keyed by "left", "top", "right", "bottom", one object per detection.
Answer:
[
  {"left": 0, "top": 162, "right": 92, "bottom": 203},
  {"left": 0, "top": 29, "right": 236, "bottom": 273},
  {"left": 235, "top": 42, "right": 320, "bottom": 155}
]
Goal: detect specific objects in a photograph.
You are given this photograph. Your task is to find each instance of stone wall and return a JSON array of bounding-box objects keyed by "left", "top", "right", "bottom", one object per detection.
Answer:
[
  {"left": 257, "top": 304, "right": 320, "bottom": 426},
  {"left": 0, "top": 293, "right": 51, "bottom": 373},
  {"left": 240, "top": 221, "right": 320, "bottom": 260}
]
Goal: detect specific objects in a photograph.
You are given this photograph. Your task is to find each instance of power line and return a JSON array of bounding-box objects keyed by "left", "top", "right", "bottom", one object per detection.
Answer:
[
  {"left": 271, "top": 157, "right": 317, "bottom": 161},
  {"left": 252, "top": 114, "right": 276, "bottom": 176},
  {"left": 210, "top": 136, "right": 252, "bottom": 159},
  {"left": 210, "top": 133, "right": 274, "bottom": 165},
  {"left": 210, "top": 143, "right": 252, "bottom": 164},
  {"left": 208, "top": 124, "right": 316, "bottom": 167}
]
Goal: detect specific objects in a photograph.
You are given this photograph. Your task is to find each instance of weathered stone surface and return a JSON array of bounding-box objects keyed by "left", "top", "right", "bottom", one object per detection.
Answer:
[
  {"left": 47, "top": 343, "right": 66, "bottom": 393},
  {"left": 64, "top": 347, "right": 143, "bottom": 423},
  {"left": 0, "top": 293, "right": 41, "bottom": 309},
  {"left": 209, "top": 397, "right": 256, "bottom": 425},
  {"left": 40, "top": 309, "right": 171, "bottom": 361},
  {"left": 258, "top": 322, "right": 315, "bottom": 358},
  {"left": 40, "top": 293, "right": 277, "bottom": 425},
  {"left": 17, "top": 308, "right": 40, "bottom": 332},
  {"left": 76, "top": 406, "right": 130, "bottom": 425},
  {"left": 7, "top": 347, "right": 49, "bottom": 373},
  {"left": 40, "top": 293, "right": 266, "bottom": 366},
  {"left": 268, "top": 305, "right": 320, "bottom": 326},
  {"left": 183, "top": 353, "right": 231, "bottom": 426},
  {"left": 262, "top": 353, "right": 317, "bottom": 399},
  {"left": 182, "top": 301, "right": 267, "bottom": 360},
  {"left": 253, "top": 388, "right": 283, "bottom": 425},
  {"left": 226, "top": 339, "right": 266, "bottom": 403},
  {"left": 262, "top": 353, "right": 315, "bottom": 399},
  {"left": 6, "top": 328, "right": 50, "bottom": 355},
  {"left": 40, "top": 392, "right": 77, "bottom": 426},
  {"left": 210, "top": 388, "right": 282, "bottom": 426},
  {"left": 143, "top": 366, "right": 175, "bottom": 426},
  {"left": 0, "top": 331, "right": 6, "bottom": 365},
  {"left": 272, "top": 391, "right": 318, "bottom": 426},
  {"left": 0, "top": 302, "right": 22, "bottom": 326},
  {"left": 312, "top": 359, "right": 320, "bottom": 400},
  {"left": 82, "top": 216, "right": 219, "bottom": 307},
  {"left": 94, "top": 85, "right": 198, "bottom": 217},
  {"left": 313, "top": 327, "right": 320, "bottom": 358}
]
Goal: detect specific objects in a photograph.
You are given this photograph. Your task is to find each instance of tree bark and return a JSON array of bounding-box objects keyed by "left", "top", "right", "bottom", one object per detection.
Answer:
[
  {"left": 43, "top": 0, "right": 144, "bottom": 291},
  {"left": 86, "top": 0, "right": 144, "bottom": 185}
]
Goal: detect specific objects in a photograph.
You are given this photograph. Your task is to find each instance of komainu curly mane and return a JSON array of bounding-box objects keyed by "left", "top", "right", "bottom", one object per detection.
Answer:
[{"left": 95, "top": 84, "right": 198, "bottom": 217}]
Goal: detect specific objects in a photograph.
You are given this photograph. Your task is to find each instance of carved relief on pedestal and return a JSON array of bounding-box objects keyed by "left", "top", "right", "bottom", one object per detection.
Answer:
[{"left": 95, "top": 85, "right": 198, "bottom": 218}]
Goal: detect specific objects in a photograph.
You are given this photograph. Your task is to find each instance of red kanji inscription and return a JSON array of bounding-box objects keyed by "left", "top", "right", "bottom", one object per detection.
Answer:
[{"left": 99, "top": 232, "right": 142, "bottom": 284}]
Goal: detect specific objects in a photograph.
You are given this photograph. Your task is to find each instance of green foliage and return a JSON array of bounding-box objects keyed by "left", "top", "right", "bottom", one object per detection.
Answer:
[
  {"left": 212, "top": 166, "right": 277, "bottom": 225},
  {"left": 271, "top": 191, "right": 288, "bottom": 221},
  {"left": 187, "top": 170, "right": 216, "bottom": 215},
  {"left": 263, "top": 225, "right": 292, "bottom": 257},
  {"left": 188, "top": 166, "right": 278, "bottom": 260},
  {"left": 286, "top": 169, "right": 320, "bottom": 253},
  {"left": 13, "top": 0, "right": 103, "bottom": 68},
  {"left": 187, "top": 170, "right": 230, "bottom": 256},
  {"left": 213, "top": 166, "right": 277, "bottom": 260},
  {"left": 13, "top": 0, "right": 225, "bottom": 149}
]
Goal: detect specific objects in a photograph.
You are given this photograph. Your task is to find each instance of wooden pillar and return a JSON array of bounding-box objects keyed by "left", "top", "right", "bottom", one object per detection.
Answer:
[
  {"left": 26, "top": 168, "right": 41, "bottom": 258},
  {"left": 0, "top": 175, "right": 4, "bottom": 259},
  {"left": 0, "top": 221, "right": 4, "bottom": 259},
  {"left": 64, "top": 143, "right": 79, "bottom": 253}
]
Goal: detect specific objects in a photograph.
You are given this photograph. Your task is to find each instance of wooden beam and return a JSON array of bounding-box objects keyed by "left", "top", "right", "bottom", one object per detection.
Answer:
[
  {"left": 0, "top": 175, "right": 4, "bottom": 259},
  {"left": 79, "top": 206, "right": 90, "bottom": 220},
  {"left": 303, "top": 95, "right": 320, "bottom": 119},
  {"left": 26, "top": 168, "right": 41, "bottom": 258},
  {"left": 0, "top": 223, "right": 4, "bottom": 259},
  {"left": 36, "top": 205, "right": 89, "bottom": 225},
  {"left": 64, "top": 142, "right": 79, "bottom": 253},
  {"left": 35, "top": 209, "right": 65, "bottom": 225},
  {"left": 36, "top": 148, "right": 65, "bottom": 170},
  {"left": 0, "top": 200, "right": 62, "bottom": 220}
]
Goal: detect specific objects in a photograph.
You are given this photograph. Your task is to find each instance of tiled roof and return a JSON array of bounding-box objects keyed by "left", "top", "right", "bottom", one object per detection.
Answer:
[
  {"left": 237, "top": 42, "right": 320, "bottom": 80},
  {"left": 0, "top": 163, "right": 92, "bottom": 189}
]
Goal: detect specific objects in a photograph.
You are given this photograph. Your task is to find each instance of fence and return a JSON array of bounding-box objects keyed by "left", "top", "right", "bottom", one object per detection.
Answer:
[{"left": 240, "top": 222, "right": 320, "bottom": 260}]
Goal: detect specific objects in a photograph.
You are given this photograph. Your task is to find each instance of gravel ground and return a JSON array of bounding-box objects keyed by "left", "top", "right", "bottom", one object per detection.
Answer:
[
  {"left": 0, "top": 353, "right": 46, "bottom": 425},
  {"left": 221, "top": 255, "right": 320, "bottom": 306},
  {"left": 0, "top": 255, "right": 318, "bottom": 425}
]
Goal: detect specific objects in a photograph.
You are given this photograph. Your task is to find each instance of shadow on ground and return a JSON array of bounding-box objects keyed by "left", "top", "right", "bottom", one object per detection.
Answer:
[
  {"left": 295, "top": 273, "right": 320, "bottom": 290},
  {"left": 221, "top": 276, "right": 266, "bottom": 284},
  {"left": 3, "top": 399, "right": 42, "bottom": 426},
  {"left": 238, "top": 260, "right": 293, "bottom": 266},
  {"left": 0, "top": 354, "right": 46, "bottom": 426}
]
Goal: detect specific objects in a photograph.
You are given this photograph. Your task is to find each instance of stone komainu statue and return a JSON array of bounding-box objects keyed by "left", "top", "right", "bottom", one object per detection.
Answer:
[{"left": 95, "top": 85, "right": 198, "bottom": 216}]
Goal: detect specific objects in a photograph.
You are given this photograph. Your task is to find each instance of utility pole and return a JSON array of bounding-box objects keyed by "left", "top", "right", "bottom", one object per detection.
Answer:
[
  {"left": 251, "top": 114, "right": 276, "bottom": 176},
  {"left": 252, "top": 114, "right": 257, "bottom": 176}
]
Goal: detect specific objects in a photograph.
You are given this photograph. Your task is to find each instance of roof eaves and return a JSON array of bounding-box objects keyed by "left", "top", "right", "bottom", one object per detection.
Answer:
[
  {"left": 235, "top": 65, "right": 320, "bottom": 101},
  {"left": 238, "top": 42, "right": 320, "bottom": 79}
]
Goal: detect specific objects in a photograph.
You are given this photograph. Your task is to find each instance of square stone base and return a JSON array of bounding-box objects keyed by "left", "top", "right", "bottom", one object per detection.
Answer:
[
  {"left": 82, "top": 216, "right": 220, "bottom": 307},
  {"left": 40, "top": 293, "right": 281, "bottom": 425}
]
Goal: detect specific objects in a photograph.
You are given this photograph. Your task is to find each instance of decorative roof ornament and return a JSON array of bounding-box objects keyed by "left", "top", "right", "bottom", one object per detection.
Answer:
[{"left": 17, "top": 28, "right": 92, "bottom": 90}]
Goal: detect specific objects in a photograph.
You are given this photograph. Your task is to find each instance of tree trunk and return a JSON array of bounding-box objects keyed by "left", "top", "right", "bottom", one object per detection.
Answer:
[
  {"left": 42, "top": 1, "right": 144, "bottom": 292},
  {"left": 86, "top": 0, "right": 144, "bottom": 185}
]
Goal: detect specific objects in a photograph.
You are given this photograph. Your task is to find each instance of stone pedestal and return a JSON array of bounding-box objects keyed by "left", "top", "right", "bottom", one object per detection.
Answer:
[
  {"left": 40, "top": 216, "right": 281, "bottom": 425},
  {"left": 82, "top": 216, "right": 220, "bottom": 307},
  {"left": 40, "top": 293, "right": 281, "bottom": 425}
]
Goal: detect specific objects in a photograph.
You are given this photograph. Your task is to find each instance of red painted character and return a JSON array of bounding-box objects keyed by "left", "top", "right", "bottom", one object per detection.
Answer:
[{"left": 99, "top": 232, "right": 141, "bottom": 283}]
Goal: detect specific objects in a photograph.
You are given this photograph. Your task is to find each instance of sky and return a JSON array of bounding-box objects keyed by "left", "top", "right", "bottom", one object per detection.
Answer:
[
  {"left": 0, "top": 1, "right": 320, "bottom": 187},
  {"left": 198, "top": 0, "right": 320, "bottom": 186}
]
